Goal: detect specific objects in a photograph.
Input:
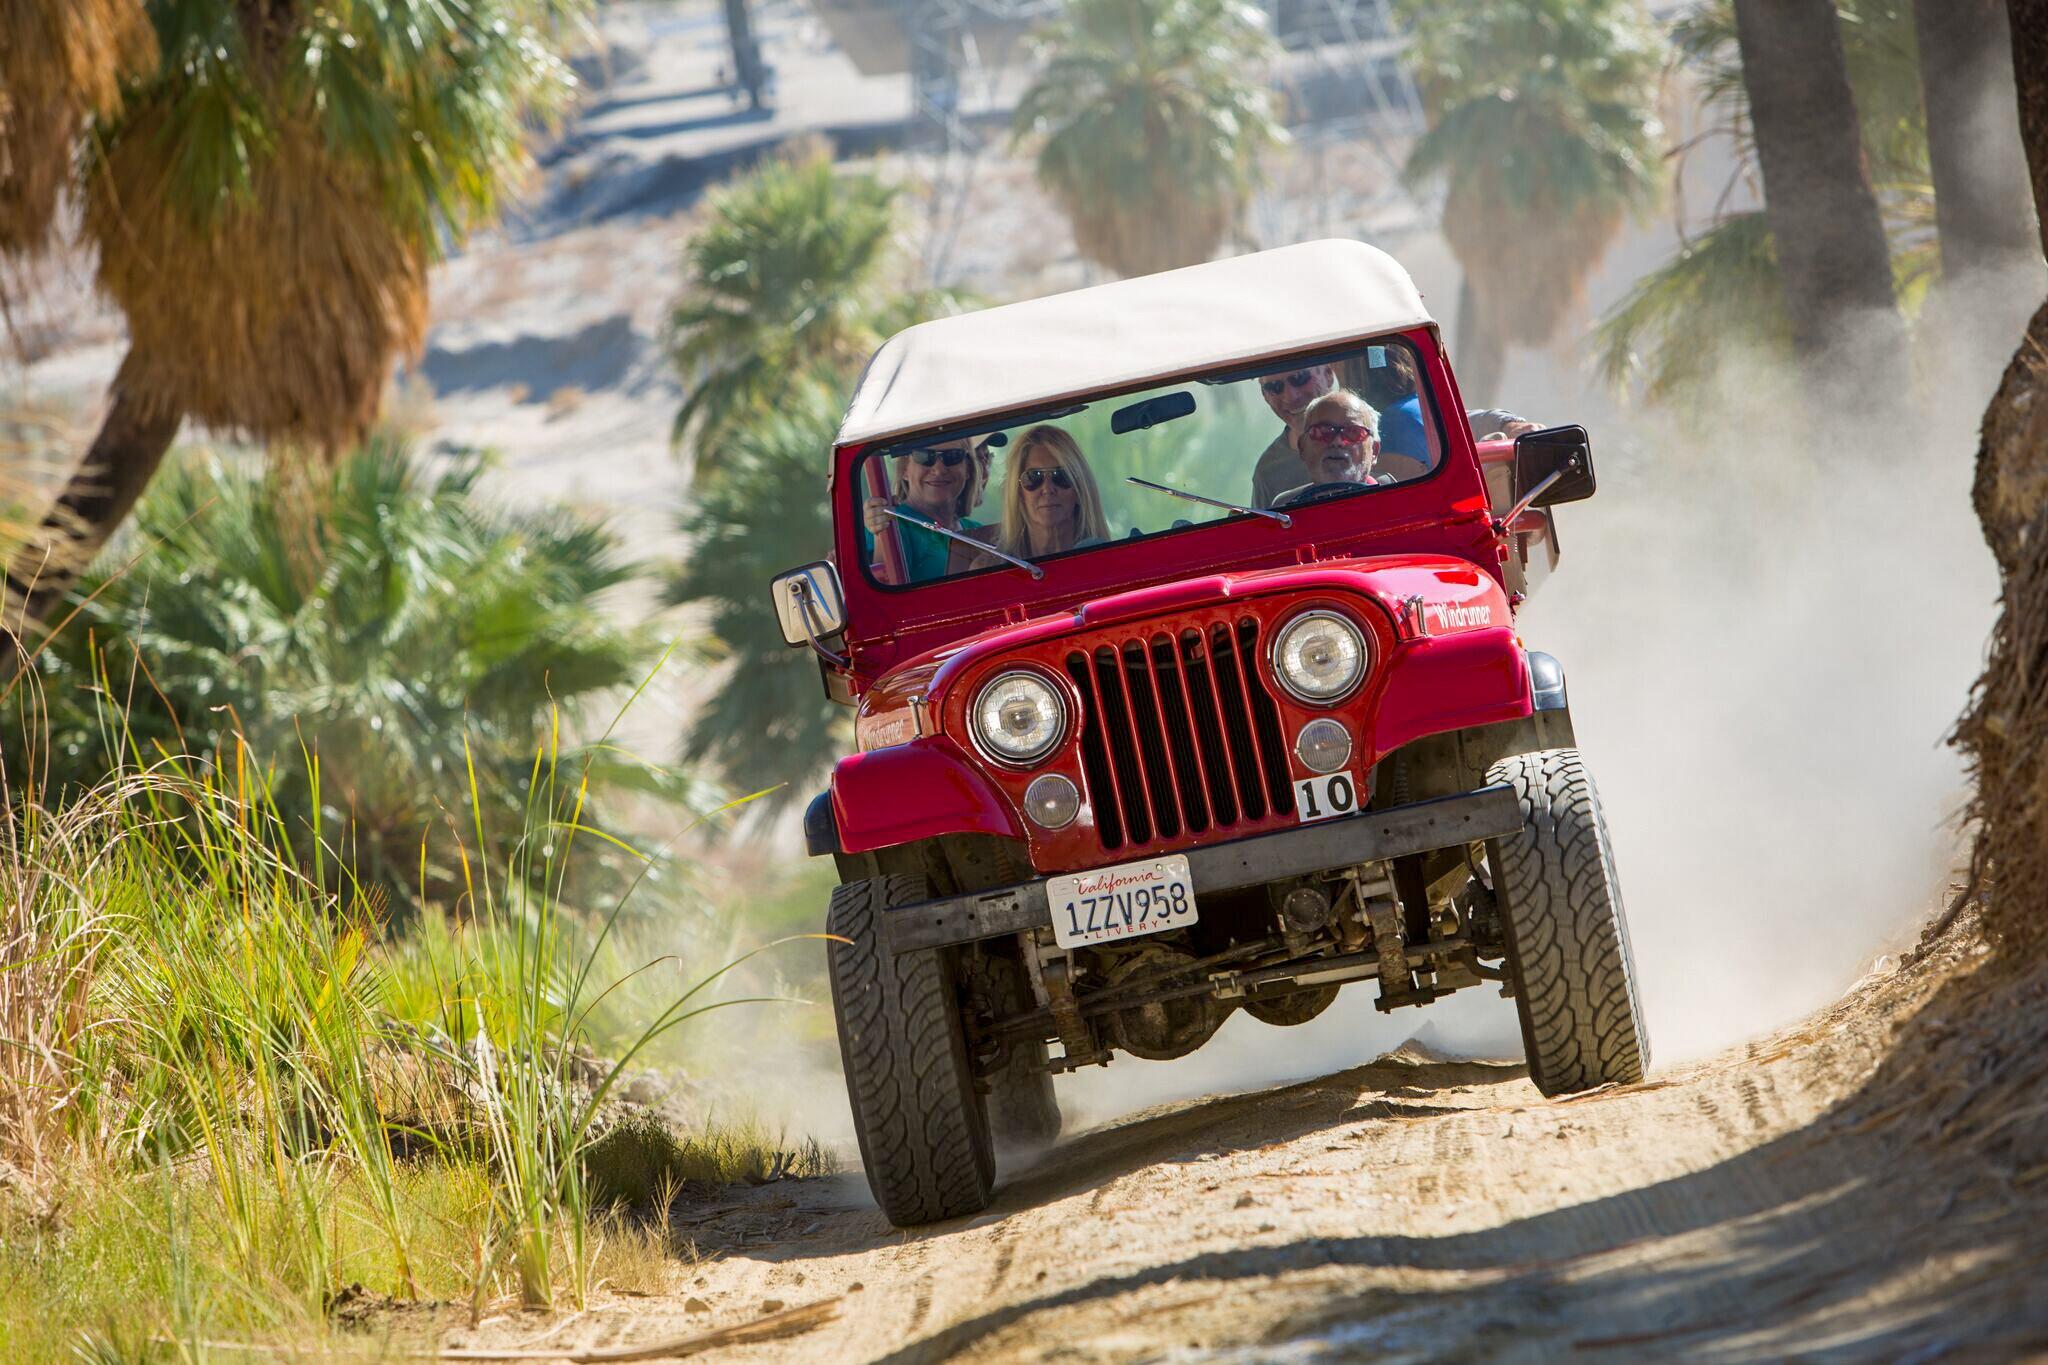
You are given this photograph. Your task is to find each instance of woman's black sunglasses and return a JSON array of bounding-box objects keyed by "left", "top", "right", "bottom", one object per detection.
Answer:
[
  {"left": 909, "top": 447, "right": 972, "bottom": 467},
  {"left": 1020, "top": 467, "right": 1074, "bottom": 491}
]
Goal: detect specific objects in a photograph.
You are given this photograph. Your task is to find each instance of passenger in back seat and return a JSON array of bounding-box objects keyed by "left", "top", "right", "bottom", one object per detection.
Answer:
[{"left": 1250, "top": 354, "right": 1540, "bottom": 509}]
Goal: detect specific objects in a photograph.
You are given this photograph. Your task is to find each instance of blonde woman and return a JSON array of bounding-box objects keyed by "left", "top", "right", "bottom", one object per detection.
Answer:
[
  {"left": 989, "top": 425, "right": 1110, "bottom": 562},
  {"left": 861, "top": 435, "right": 994, "bottom": 582}
]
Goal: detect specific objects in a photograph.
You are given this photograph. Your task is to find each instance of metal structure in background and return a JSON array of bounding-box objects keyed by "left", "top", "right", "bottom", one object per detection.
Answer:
[
  {"left": 903, "top": 0, "right": 1055, "bottom": 279},
  {"left": 904, "top": 0, "right": 1423, "bottom": 152},
  {"left": 906, "top": 0, "right": 1055, "bottom": 152},
  {"left": 806, "top": 0, "right": 1052, "bottom": 277},
  {"left": 1269, "top": 0, "right": 1423, "bottom": 150},
  {"left": 809, "top": 0, "right": 1431, "bottom": 269},
  {"left": 1258, "top": 0, "right": 1433, "bottom": 244}
]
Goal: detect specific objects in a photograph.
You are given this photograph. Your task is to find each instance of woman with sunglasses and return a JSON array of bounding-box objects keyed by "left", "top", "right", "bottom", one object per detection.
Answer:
[
  {"left": 862, "top": 436, "right": 992, "bottom": 583},
  {"left": 983, "top": 425, "right": 1110, "bottom": 565}
]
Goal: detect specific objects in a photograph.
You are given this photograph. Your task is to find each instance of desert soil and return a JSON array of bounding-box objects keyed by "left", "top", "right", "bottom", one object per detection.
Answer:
[{"left": 430, "top": 926, "right": 2048, "bottom": 1362}]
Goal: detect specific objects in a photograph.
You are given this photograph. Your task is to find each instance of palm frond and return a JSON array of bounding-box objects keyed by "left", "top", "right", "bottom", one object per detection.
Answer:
[
  {"left": 664, "top": 379, "right": 846, "bottom": 808},
  {"left": 665, "top": 144, "right": 919, "bottom": 458},
  {"left": 24, "top": 433, "right": 670, "bottom": 913},
  {"left": 0, "top": 0, "right": 155, "bottom": 254},
  {"left": 1395, "top": 0, "right": 1663, "bottom": 345},
  {"left": 1012, "top": 0, "right": 1283, "bottom": 278},
  {"left": 1593, "top": 209, "right": 1786, "bottom": 404},
  {"left": 65, "top": 0, "right": 577, "bottom": 449}
]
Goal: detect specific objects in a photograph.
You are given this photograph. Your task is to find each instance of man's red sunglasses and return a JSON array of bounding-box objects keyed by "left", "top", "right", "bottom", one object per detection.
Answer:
[{"left": 1304, "top": 421, "right": 1373, "bottom": 446}]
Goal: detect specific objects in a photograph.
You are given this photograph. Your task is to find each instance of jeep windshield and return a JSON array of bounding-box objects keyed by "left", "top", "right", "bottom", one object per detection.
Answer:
[{"left": 852, "top": 337, "right": 1448, "bottom": 589}]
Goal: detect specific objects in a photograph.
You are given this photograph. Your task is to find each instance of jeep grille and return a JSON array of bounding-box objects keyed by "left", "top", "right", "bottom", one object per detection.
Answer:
[{"left": 1064, "top": 618, "right": 1295, "bottom": 852}]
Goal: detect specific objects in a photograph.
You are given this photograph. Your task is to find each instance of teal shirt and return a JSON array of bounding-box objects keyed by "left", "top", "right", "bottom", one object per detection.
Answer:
[{"left": 864, "top": 508, "right": 985, "bottom": 583}]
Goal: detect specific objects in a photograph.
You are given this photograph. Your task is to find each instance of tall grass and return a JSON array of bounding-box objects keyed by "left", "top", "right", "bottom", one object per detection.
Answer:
[{"left": 0, "top": 659, "right": 806, "bottom": 1353}]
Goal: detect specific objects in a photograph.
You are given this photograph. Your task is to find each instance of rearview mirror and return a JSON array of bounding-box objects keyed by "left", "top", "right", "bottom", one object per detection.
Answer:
[
  {"left": 769, "top": 561, "right": 846, "bottom": 648},
  {"left": 1512, "top": 425, "right": 1596, "bottom": 509},
  {"left": 1111, "top": 390, "right": 1196, "bottom": 434}
]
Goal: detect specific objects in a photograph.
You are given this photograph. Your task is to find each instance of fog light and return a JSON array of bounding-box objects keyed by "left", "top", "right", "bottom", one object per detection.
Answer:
[
  {"left": 1024, "top": 773, "right": 1081, "bottom": 830},
  {"left": 1295, "top": 718, "right": 1352, "bottom": 774}
]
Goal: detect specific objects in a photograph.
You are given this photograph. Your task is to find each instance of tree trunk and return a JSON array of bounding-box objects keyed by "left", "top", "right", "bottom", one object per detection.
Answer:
[
  {"left": 1975, "top": 1, "right": 2048, "bottom": 573},
  {"left": 1453, "top": 277, "right": 1505, "bottom": 407},
  {"left": 2012, "top": 2, "right": 2048, "bottom": 263},
  {"left": 2, "top": 354, "right": 181, "bottom": 649},
  {"left": 1954, "top": 0, "right": 2048, "bottom": 952},
  {"left": 1731, "top": 0, "right": 1905, "bottom": 379},
  {"left": 722, "top": 0, "right": 765, "bottom": 108},
  {"left": 1917, "top": 0, "right": 2039, "bottom": 283}
]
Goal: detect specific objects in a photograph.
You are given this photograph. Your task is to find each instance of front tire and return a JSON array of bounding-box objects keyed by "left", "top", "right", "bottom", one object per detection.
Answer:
[
  {"left": 1486, "top": 748, "right": 1650, "bottom": 1095},
  {"left": 827, "top": 874, "right": 994, "bottom": 1226}
]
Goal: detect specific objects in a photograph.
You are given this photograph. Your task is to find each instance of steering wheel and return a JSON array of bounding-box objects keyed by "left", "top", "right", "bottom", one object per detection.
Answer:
[{"left": 1273, "top": 481, "right": 1368, "bottom": 510}]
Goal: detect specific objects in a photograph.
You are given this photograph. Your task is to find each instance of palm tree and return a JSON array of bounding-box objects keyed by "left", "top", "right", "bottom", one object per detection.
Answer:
[
  {"left": 0, "top": 0, "right": 154, "bottom": 253},
  {"left": 1, "top": 1, "right": 578, "bottom": 644},
  {"left": 664, "top": 382, "right": 846, "bottom": 809},
  {"left": 662, "top": 150, "right": 969, "bottom": 805},
  {"left": 1395, "top": 0, "right": 1664, "bottom": 400},
  {"left": 1596, "top": 0, "right": 1941, "bottom": 403},
  {"left": 1953, "top": 0, "right": 2048, "bottom": 954},
  {"left": 1731, "top": 0, "right": 1905, "bottom": 376},
  {"left": 28, "top": 437, "right": 676, "bottom": 911},
  {"left": 667, "top": 144, "right": 944, "bottom": 461},
  {"left": 1012, "top": 0, "right": 1283, "bottom": 279}
]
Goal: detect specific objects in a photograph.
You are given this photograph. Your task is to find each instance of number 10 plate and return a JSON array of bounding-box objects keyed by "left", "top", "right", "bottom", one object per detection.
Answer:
[{"left": 1048, "top": 855, "right": 1197, "bottom": 950}]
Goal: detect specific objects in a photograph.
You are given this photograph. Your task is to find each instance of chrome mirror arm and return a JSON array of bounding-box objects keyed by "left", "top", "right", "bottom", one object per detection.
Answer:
[
  {"left": 791, "top": 578, "right": 849, "bottom": 669},
  {"left": 1500, "top": 459, "right": 1573, "bottom": 531}
]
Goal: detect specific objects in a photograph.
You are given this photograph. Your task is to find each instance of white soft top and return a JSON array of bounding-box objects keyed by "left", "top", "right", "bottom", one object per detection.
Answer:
[{"left": 836, "top": 239, "right": 1434, "bottom": 447}]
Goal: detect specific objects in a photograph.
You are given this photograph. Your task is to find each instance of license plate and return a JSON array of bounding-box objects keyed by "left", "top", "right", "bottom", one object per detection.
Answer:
[
  {"left": 1048, "top": 855, "right": 1197, "bottom": 949},
  {"left": 1293, "top": 771, "right": 1361, "bottom": 824}
]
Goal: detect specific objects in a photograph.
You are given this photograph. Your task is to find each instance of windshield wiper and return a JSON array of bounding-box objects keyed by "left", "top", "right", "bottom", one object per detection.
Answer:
[
  {"left": 880, "top": 507, "right": 1043, "bottom": 580},
  {"left": 1126, "top": 477, "right": 1292, "bottom": 528}
]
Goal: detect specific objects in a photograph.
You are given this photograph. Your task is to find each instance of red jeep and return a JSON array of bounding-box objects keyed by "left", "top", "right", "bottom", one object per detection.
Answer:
[{"left": 769, "top": 240, "right": 1648, "bottom": 1227}]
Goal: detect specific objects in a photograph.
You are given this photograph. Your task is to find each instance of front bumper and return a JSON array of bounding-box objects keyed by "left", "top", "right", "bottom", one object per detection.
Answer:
[{"left": 881, "top": 784, "right": 1524, "bottom": 954}]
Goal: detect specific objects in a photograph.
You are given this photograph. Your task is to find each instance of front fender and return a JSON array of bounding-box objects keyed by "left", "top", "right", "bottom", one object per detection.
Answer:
[
  {"left": 831, "top": 737, "right": 1024, "bottom": 855},
  {"left": 1371, "top": 625, "right": 1532, "bottom": 754}
]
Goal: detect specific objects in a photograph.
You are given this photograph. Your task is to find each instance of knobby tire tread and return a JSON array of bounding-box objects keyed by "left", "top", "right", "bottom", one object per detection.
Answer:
[
  {"left": 1487, "top": 748, "right": 1650, "bottom": 1095},
  {"left": 828, "top": 875, "right": 995, "bottom": 1226}
]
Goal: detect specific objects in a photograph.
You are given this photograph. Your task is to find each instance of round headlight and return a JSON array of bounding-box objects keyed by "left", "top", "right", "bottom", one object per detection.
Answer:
[
  {"left": 973, "top": 671, "right": 1066, "bottom": 764},
  {"left": 1270, "top": 610, "right": 1368, "bottom": 704}
]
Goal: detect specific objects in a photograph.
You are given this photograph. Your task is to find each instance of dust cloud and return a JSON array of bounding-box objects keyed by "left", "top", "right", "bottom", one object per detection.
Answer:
[{"left": 1064, "top": 315, "right": 2006, "bottom": 1126}]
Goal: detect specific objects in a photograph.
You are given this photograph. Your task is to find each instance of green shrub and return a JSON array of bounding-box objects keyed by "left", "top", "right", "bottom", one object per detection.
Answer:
[{"left": 19, "top": 437, "right": 698, "bottom": 912}]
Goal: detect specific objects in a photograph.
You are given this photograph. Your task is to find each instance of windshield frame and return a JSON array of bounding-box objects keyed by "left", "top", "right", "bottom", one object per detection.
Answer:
[{"left": 842, "top": 329, "right": 1459, "bottom": 597}]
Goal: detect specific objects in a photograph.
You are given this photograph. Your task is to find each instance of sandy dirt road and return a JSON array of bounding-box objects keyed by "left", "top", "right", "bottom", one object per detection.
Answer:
[{"left": 440, "top": 932, "right": 2048, "bottom": 1362}]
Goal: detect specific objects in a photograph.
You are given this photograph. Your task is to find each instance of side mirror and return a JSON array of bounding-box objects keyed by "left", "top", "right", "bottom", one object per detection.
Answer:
[
  {"left": 769, "top": 561, "right": 846, "bottom": 649},
  {"left": 1511, "top": 425, "right": 1596, "bottom": 509}
]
